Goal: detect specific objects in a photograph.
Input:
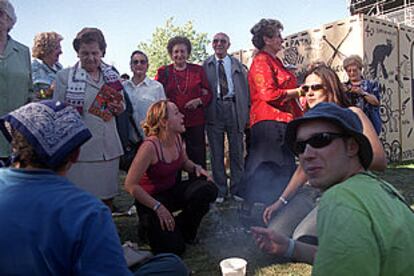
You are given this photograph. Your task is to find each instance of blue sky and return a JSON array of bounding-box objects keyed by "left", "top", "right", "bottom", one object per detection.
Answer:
[{"left": 10, "top": 0, "right": 349, "bottom": 74}]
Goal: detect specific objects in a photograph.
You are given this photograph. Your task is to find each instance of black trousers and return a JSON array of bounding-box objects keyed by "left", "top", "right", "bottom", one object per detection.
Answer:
[
  {"left": 182, "top": 124, "right": 206, "bottom": 169},
  {"left": 135, "top": 178, "right": 218, "bottom": 255}
]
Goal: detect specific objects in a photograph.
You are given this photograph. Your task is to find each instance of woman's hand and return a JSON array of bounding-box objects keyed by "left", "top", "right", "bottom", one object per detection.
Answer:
[
  {"left": 194, "top": 164, "right": 213, "bottom": 182},
  {"left": 349, "top": 86, "right": 364, "bottom": 95},
  {"left": 155, "top": 204, "right": 175, "bottom": 232},
  {"left": 108, "top": 101, "right": 124, "bottom": 116},
  {"left": 263, "top": 200, "right": 283, "bottom": 225},
  {"left": 184, "top": 98, "right": 202, "bottom": 110}
]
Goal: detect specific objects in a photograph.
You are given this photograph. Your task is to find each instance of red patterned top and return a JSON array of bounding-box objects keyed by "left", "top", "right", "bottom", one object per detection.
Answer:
[
  {"left": 248, "top": 51, "right": 303, "bottom": 127},
  {"left": 155, "top": 63, "right": 212, "bottom": 127}
]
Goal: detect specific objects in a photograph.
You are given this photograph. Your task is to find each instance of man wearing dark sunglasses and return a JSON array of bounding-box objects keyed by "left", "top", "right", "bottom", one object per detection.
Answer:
[
  {"left": 203, "top": 33, "right": 250, "bottom": 203},
  {"left": 252, "top": 102, "right": 414, "bottom": 275}
]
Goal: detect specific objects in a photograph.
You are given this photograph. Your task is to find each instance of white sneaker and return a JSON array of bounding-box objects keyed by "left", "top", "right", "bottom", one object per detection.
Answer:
[
  {"left": 215, "top": 197, "right": 225, "bottom": 204},
  {"left": 232, "top": 195, "right": 244, "bottom": 202}
]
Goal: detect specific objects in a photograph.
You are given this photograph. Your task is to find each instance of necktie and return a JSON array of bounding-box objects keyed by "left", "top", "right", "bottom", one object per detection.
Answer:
[{"left": 218, "top": 60, "right": 228, "bottom": 98}]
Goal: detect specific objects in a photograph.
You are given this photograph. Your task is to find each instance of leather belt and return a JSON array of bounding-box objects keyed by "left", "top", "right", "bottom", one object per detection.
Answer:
[{"left": 219, "top": 97, "right": 235, "bottom": 102}]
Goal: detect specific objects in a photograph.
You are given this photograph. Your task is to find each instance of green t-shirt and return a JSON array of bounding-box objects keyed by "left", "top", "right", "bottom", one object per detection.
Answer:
[{"left": 313, "top": 172, "right": 414, "bottom": 276}]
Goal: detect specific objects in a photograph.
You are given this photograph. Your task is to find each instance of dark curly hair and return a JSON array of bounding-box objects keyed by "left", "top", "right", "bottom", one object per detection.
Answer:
[
  {"left": 10, "top": 130, "right": 72, "bottom": 170},
  {"left": 167, "top": 36, "right": 192, "bottom": 56},
  {"left": 250, "top": 18, "right": 283, "bottom": 50},
  {"left": 73, "top": 27, "right": 107, "bottom": 56}
]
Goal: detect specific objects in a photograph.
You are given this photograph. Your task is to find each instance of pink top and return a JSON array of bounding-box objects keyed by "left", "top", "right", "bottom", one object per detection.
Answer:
[{"left": 139, "top": 138, "right": 185, "bottom": 195}]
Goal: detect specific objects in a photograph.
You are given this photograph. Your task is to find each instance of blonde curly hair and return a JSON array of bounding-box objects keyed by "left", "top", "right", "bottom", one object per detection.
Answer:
[
  {"left": 32, "top": 32, "right": 63, "bottom": 60},
  {"left": 142, "top": 100, "right": 170, "bottom": 137}
]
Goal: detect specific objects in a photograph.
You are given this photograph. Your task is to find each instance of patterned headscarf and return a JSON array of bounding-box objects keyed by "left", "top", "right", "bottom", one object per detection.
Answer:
[{"left": 0, "top": 100, "right": 92, "bottom": 168}]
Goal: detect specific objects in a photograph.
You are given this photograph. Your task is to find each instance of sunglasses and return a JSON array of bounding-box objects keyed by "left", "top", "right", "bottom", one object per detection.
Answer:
[
  {"left": 213, "top": 39, "right": 228, "bottom": 44},
  {"left": 132, "top": 59, "right": 147, "bottom": 65},
  {"left": 301, "top": 84, "right": 324, "bottom": 93},
  {"left": 292, "top": 132, "right": 347, "bottom": 155}
]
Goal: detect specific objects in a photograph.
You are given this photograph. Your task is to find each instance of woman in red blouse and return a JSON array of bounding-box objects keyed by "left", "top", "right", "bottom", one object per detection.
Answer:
[
  {"left": 239, "top": 19, "right": 304, "bottom": 212},
  {"left": 156, "top": 36, "right": 212, "bottom": 174}
]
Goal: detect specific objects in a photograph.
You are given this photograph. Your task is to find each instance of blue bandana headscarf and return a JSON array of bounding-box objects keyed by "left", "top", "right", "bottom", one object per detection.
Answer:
[{"left": 0, "top": 100, "right": 92, "bottom": 168}]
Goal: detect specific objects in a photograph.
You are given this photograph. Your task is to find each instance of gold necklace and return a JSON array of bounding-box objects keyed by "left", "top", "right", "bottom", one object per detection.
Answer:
[{"left": 172, "top": 67, "right": 189, "bottom": 94}]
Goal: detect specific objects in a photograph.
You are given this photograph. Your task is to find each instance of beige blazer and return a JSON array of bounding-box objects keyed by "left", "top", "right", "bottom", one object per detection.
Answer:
[{"left": 54, "top": 67, "right": 124, "bottom": 162}]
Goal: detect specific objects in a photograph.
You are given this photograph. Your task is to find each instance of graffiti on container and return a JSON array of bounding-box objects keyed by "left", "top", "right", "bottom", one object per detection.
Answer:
[
  {"left": 365, "top": 24, "right": 398, "bottom": 38},
  {"left": 365, "top": 25, "right": 375, "bottom": 37},
  {"left": 377, "top": 28, "right": 398, "bottom": 37},
  {"left": 369, "top": 39, "right": 393, "bottom": 79},
  {"left": 284, "top": 36, "right": 312, "bottom": 48},
  {"left": 383, "top": 140, "right": 402, "bottom": 163},
  {"left": 402, "top": 148, "right": 414, "bottom": 160},
  {"left": 322, "top": 27, "right": 353, "bottom": 66},
  {"left": 379, "top": 86, "right": 399, "bottom": 131},
  {"left": 283, "top": 46, "right": 304, "bottom": 66}
]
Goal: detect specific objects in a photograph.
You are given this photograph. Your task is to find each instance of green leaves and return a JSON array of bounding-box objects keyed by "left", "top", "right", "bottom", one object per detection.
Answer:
[{"left": 138, "top": 17, "right": 210, "bottom": 77}]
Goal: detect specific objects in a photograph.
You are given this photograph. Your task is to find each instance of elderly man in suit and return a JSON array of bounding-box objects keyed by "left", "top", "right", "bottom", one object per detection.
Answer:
[{"left": 203, "top": 32, "right": 250, "bottom": 203}]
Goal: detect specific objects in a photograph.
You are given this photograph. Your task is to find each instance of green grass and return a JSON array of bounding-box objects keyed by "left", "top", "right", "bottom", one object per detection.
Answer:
[{"left": 114, "top": 164, "right": 414, "bottom": 275}]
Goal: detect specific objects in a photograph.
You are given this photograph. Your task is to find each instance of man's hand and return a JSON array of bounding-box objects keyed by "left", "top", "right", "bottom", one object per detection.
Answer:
[{"left": 251, "top": 227, "right": 289, "bottom": 256}]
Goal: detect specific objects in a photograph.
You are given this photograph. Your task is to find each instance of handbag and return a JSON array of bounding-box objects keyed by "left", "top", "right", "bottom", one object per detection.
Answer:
[{"left": 117, "top": 93, "right": 143, "bottom": 172}]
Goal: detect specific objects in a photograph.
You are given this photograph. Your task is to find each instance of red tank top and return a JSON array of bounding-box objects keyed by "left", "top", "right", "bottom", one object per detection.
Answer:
[{"left": 139, "top": 137, "right": 185, "bottom": 195}]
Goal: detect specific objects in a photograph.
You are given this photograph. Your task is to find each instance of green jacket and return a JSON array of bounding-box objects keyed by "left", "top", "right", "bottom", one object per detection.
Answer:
[{"left": 0, "top": 36, "right": 32, "bottom": 157}]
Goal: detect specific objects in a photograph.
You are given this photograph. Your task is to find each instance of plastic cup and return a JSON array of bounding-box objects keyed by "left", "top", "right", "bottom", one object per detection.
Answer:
[{"left": 219, "top": 257, "right": 247, "bottom": 276}]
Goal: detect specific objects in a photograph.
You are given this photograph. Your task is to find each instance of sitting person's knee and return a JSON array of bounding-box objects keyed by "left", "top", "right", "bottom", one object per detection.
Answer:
[{"left": 135, "top": 253, "right": 189, "bottom": 276}]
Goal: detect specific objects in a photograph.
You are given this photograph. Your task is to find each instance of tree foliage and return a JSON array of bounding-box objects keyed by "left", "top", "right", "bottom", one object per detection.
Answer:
[{"left": 138, "top": 17, "right": 210, "bottom": 77}]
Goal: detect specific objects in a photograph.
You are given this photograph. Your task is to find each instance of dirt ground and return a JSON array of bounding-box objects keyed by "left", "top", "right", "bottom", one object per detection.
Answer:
[{"left": 114, "top": 164, "right": 414, "bottom": 275}]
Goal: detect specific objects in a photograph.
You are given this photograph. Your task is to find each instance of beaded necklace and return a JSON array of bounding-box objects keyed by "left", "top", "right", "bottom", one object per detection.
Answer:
[{"left": 172, "top": 66, "right": 189, "bottom": 94}]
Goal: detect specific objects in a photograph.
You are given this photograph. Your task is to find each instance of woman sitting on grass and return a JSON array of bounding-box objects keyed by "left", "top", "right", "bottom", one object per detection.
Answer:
[{"left": 125, "top": 100, "right": 217, "bottom": 256}]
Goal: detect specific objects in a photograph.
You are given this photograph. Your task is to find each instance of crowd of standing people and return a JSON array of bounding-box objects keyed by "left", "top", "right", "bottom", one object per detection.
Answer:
[{"left": 1, "top": 0, "right": 413, "bottom": 274}]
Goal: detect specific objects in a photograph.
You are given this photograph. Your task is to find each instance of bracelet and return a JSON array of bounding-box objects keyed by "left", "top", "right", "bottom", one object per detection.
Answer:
[
  {"left": 283, "top": 238, "right": 296, "bottom": 259},
  {"left": 193, "top": 164, "right": 200, "bottom": 174},
  {"left": 152, "top": 201, "right": 161, "bottom": 211},
  {"left": 297, "top": 89, "right": 302, "bottom": 97},
  {"left": 279, "top": 196, "right": 288, "bottom": 205}
]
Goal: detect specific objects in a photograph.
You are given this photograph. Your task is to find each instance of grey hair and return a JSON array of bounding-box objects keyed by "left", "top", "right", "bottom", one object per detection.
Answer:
[{"left": 0, "top": 0, "right": 17, "bottom": 31}]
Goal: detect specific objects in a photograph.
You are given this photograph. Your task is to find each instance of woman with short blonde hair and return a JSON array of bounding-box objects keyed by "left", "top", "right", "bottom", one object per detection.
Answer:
[
  {"left": 343, "top": 54, "right": 381, "bottom": 134},
  {"left": 31, "top": 32, "right": 63, "bottom": 100},
  {"left": 125, "top": 100, "right": 217, "bottom": 255}
]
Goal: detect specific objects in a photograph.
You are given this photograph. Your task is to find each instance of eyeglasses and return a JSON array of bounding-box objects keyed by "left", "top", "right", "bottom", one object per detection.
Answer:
[
  {"left": 301, "top": 84, "right": 324, "bottom": 93},
  {"left": 292, "top": 132, "right": 347, "bottom": 155},
  {"left": 213, "top": 39, "right": 228, "bottom": 44},
  {"left": 132, "top": 59, "right": 147, "bottom": 65}
]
